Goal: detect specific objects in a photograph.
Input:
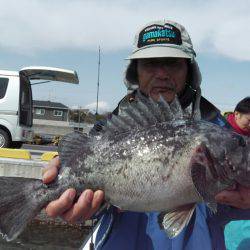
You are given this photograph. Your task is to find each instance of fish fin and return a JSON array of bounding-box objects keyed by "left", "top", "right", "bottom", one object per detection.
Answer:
[
  {"left": 0, "top": 177, "right": 48, "bottom": 241},
  {"left": 104, "top": 113, "right": 135, "bottom": 135},
  {"left": 158, "top": 204, "right": 196, "bottom": 238},
  {"left": 58, "top": 131, "right": 92, "bottom": 167},
  {"left": 105, "top": 91, "right": 186, "bottom": 133},
  {"left": 105, "top": 97, "right": 155, "bottom": 133},
  {"left": 183, "top": 104, "right": 193, "bottom": 119},
  {"left": 207, "top": 202, "right": 217, "bottom": 213},
  {"left": 190, "top": 162, "right": 208, "bottom": 200},
  {"left": 157, "top": 95, "right": 174, "bottom": 121},
  {"left": 169, "top": 96, "right": 184, "bottom": 120}
]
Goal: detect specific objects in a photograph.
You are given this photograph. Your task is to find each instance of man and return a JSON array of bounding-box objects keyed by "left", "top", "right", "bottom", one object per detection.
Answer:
[{"left": 43, "top": 20, "right": 250, "bottom": 249}]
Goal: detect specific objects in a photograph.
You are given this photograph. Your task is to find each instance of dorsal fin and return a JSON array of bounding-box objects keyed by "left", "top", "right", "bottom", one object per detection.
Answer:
[
  {"left": 148, "top": 97, "right": 165, "bottom": 121},
  {"left": 58, "top": 131, "right": 92, "bottom": 167},
  {"left": 103, "top": 92, "right": 192, "bottom": 135},
  {"left": 158, "top": 95, "right": 174, "bottom": 121},
  {"left": 170, "top": 97, "right": 184, "bottom": 120}
]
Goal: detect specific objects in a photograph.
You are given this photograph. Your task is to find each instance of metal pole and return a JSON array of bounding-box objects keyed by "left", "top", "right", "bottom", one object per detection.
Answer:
[
  {"left": 95, "top": 46, "right": 101, "bottom": 116},
  {"left": 78, "top": 107, "right": 81, "bottom": 131}
]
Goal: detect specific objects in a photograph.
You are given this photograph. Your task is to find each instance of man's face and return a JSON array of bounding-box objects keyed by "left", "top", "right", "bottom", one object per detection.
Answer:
[
  {"left": 235, "top": 111, "right": 250, "bottom": 132},
  {"left": 137, "top": 58, "right": 188, "bottom": 102}
]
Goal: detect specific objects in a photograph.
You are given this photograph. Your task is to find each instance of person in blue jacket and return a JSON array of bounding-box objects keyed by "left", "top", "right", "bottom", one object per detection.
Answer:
[{"left": 42, "top": 20, "right": 250, "bottom": 250}]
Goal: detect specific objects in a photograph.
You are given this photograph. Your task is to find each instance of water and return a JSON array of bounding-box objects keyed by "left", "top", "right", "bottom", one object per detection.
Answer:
[{"left": 0, "top": 213, "right": 90, "bottom": 250}]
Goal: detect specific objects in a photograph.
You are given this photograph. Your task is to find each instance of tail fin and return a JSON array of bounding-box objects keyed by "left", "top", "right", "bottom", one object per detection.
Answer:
[{"left": 0, "top": 177, "right": 47, "bottom": 241}]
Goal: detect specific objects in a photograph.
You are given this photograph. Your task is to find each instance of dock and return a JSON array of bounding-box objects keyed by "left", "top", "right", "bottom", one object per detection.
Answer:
[{"left": 0, "top": 147, "right": 53, "bottom": 179}]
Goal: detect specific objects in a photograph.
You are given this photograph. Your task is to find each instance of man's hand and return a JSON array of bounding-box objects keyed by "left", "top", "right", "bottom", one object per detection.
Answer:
[
  {"left": 42, "top": 156, "right": 104, "bottom": 223},
  {"left": 215, "top": 185, "right": 250, "bottom": 209}
]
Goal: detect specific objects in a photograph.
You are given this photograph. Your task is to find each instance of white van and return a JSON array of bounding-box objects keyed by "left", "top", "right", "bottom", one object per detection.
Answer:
[{"left": 0, "top": 66, "right": 79, "bottom": 148}]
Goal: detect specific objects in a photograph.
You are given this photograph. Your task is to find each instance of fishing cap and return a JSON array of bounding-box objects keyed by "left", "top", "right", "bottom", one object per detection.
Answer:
[
  {"left": 126, "top": 19, "right": 196, "bottom": 60},
  {"left": 124, "top": 19, "right": 201, "bottom": 91}
]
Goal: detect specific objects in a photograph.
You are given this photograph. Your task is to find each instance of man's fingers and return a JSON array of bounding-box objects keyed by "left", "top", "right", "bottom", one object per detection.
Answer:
[
  {"left": 62, "top": 190, "right": 104, "bottom": 223},
  {"left": 215, "top": 190, "right": 238, "bottom": 204},
  {"left": 83, "top": 190, "right": 105, "bottom": 220},
  {"left": 45, "top": 189, "right": 76, "bottom": 218},
  {"left": 62, "top": 189, "right": 94, "bottom": 223},
  {"left": 215, "top": 189, "right": 249, "bottom": 209},
  {"left": 88, "top": 190, "right": 105, "bottom": 217},
  {"left": 42, "top": 156, "right": 60, "bottom": 184},
  {"left": 42, "top": 166, "right": 58, "bottom": 184},
  {"left": 48, "top": 155, "right": 60, "bottom": 169},
  {"left": 43, "top": 155, "right": 105, "bottom": 223}
]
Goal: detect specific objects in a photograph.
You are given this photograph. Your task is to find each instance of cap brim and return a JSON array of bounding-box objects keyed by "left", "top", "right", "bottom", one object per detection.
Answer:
[{"left": 126, "top": 46, "right": 192, "bottom": 60}]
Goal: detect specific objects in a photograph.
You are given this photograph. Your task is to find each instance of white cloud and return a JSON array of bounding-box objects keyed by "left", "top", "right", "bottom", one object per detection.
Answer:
[
  {"left": 84, "top": 101, "right": 110, "bottom": 113},
  {"left": 1, "top": 0, "right": 250, "bottom": 60}
]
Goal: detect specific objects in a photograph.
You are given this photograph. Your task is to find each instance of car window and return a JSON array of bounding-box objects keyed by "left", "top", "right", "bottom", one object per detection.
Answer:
[{"left": 0, "top": 77, "right": 9, "bottom": 99}]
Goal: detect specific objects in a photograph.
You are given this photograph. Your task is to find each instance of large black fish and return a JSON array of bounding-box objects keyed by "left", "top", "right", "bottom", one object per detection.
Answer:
[{"left": 0, "top": 94, "right": 249, "bottom": 241}]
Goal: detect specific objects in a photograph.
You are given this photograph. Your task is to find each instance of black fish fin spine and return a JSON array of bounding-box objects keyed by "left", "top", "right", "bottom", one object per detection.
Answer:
[
  {"left": 0, "top": 177, "right": 48, "bottom": 241},
  {"left": 105, "top": 91, "right": 190, "bottom": 133}
]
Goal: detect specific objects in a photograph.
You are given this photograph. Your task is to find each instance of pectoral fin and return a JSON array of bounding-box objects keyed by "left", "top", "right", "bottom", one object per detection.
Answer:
[{"left": 158, "top": 204, "right": 196, "bottom": 238}]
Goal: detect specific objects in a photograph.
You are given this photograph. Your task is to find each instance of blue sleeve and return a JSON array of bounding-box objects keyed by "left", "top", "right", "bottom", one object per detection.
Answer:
[
  {"left": 209, "top": 112, "right": 231, "bottom": 129},
  {"left": 215, "top": 204, "right": 250, "bottom": 226}
]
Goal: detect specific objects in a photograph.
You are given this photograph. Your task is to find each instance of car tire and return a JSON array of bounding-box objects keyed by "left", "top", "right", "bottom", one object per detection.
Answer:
[
  {"left": 0, "top": 129, "right": 11, "bottom": 148},
  {"left": 11, "top": 141, "right": 23, "bottom": 149}
]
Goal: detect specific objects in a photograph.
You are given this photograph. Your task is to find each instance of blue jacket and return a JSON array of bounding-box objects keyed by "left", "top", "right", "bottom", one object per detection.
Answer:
[{"left": 95, "top": 204, "right": 250, "bottom": 250}]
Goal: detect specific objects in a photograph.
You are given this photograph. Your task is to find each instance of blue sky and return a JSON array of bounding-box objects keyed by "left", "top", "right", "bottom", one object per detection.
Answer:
[{"left": 1, "top": 0, "right": 250, "bottom": 113}]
